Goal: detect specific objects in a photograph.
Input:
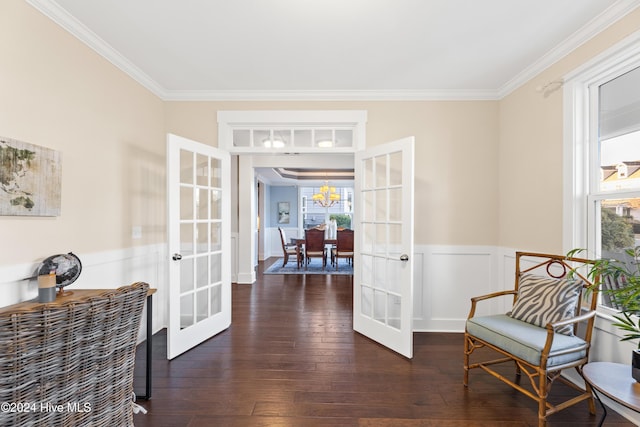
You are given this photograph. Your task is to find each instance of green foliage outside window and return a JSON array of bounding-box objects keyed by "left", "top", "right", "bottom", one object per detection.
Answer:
[
  {"left": 601, "top": 208, "right": 635, "bottom": 252},
  {"left": 330, "top": 214, "right": 351, "bottom": 229}
]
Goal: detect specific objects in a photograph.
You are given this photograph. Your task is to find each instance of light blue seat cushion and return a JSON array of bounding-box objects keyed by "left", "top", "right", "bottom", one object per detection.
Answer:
[{"left": 466, "top": 314, "right": 587, "bottom": 368}]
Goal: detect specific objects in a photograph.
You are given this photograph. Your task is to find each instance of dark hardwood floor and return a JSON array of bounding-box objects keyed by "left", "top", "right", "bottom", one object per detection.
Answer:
[{"left": 132, "top": 259, "right": 633, "bottom": 427}]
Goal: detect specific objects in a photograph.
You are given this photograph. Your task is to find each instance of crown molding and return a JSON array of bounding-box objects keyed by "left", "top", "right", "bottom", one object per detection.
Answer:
[
  {"left": 161, "top": 89, "right": 499, "bottom": 102},
  {"left": 497, "top": 0, "right": 640, "bottom": 99},
  {"left": 24, "top": 0, "right": 500, "bottom": 101},
  {"left": 26, "top": 0, "right": 166, "bottom": 97},
  {"left": 27, "top": 0, "right": 640, "bottom": 102}
]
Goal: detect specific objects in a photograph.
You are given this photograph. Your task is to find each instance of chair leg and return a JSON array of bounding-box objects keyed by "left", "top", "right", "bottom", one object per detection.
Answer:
[
  {"left": 537, "top": 370, "right": 548, "bottom": 427},
  {"left": 463, "top": 333, "right": 470, "bottom": 387},
  {"left": 282, "top": 253, "right": 288, "bottom": 267}
]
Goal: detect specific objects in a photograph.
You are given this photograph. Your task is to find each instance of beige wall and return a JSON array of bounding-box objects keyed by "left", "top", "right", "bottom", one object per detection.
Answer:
[
  {"left": 3, "top": 0, "right": 640, "bottom": 268},
  {"left": 0, "top": 1, "right": 166, "bottom": 266},
  {"left": 497, "top": 7, "right": 640, "bottom": 253},
  {"left": 165, "top": 100, "right": 500, "bottom": 246}
]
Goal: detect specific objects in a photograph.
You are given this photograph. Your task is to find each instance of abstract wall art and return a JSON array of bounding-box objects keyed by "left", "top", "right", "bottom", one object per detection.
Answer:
[
  {"left": 277, "top": 201, "right": 290, "bottom": 224},
  {"left": 0, "top": 136, "right": 62, "bottom": 216}
]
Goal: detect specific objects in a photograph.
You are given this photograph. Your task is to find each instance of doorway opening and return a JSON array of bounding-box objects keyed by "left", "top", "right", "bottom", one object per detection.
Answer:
[{"left": 255, "top": 165, "right": 355, "bottom": 268}]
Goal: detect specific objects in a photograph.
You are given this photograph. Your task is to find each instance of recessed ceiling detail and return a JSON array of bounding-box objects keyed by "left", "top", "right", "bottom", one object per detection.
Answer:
[{"left": 274, "top": 168, "right": 354, "bottom": 181}]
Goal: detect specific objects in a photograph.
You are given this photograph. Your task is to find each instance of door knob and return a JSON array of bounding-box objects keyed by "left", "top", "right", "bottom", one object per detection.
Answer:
[
  {"left": 400, "top": 254, "right": 409, "bottom": 262},
  {"left": 172, "top": 253, "right": 183, "bottom": 261}
]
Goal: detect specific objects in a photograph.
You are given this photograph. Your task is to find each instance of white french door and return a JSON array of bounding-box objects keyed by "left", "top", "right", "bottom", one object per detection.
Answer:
[
  {"left": 353, "top": 137, "right": 415, "bottom": 358},
  {"left": 167, "top": 133, "right": 231, "bottom": 360}
]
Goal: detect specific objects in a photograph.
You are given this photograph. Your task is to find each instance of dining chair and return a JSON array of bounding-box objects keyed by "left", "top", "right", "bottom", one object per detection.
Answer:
[
  {"left": 331, "top": 229, "right": 354, "bottom": 270},
  {"left": 278, "top": 227, "right": 302, "bottom": 268},
  {"left": 304, "top": 228, "right": 326, "bottom": 269}
]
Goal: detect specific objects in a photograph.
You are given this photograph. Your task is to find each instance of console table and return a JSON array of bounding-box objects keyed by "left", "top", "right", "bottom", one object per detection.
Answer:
[
  {"left": 583, "top": 362, "right": 640, "bottom": 426},
  {"left": 0, "top": 287, "right": 156, "bottom": 400}
]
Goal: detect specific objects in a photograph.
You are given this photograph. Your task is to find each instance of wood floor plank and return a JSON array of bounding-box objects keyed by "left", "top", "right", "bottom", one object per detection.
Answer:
[{"left": 132, "top": 258, "right": 634, "bottom": 426}]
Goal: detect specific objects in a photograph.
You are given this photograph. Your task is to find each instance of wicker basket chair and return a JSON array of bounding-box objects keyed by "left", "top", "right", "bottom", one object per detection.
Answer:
[
  {"left": 0, "top": 282, "right": 149, "bottom": 427},
  {"left": 464, "top": 252, "right": 598, "bottom": 427}
]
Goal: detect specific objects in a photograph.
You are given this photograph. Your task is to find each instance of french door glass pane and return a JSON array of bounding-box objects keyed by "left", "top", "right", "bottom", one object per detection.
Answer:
[
  {"left": 180, "top": 294, "right": 194, "bottom": 329},
  {"left": 180, "top": 258, "right": 194, "bottom": 293},
  {"left": 210, "top": 223, "right": 222, "bottom": 251},
  {"left": 196, "top": 289, "right": 208, "bottom": 322},
  {"left": 211, "top": 158, "right": 222, "bottom": 187},
  {"left": 211, "top": 285, "right": 222, "bottom": 315},
  {"left": 180, "top": 187, "right": 193, "bottom": 220},
  {"left": 180, "top": 149, "right": 193, "bottom": 183},
  {"left": 196, "top": 154, "right": 209, "bottom": 186},
  {"left": 196, "top": 255, "right": 208, "bottom": 288},
  {"left": 375, "top": 156, "right": 386, "bottom": 188},
  {"left": 196, "top": 222, "right": 208, "bottom": 253},
  {"left": 210, "top": 253, "right": 222, "bottom": 284},
  {"left": 180, "top": 223, "right": 194, "bottom": 256}
]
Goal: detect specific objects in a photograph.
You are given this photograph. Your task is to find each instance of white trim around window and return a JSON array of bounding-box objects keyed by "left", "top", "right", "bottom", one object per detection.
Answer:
[{"left": 563, "top": 29, "right": 640, "bottom": 254}]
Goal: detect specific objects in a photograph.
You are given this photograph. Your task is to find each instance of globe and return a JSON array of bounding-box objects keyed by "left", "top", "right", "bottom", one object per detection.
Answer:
[{"left": 37, "top": 252, "right": 82, "bottom": 291}]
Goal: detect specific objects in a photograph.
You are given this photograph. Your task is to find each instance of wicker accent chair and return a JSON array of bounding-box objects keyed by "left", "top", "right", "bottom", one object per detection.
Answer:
[
  {"left": 331, "top": 229, "right": 354, "bottom": 270},
  {"left": 0, "top": 282, "right": 149, "bottom": 427},
  {"left": 304, "top": 228, "right": 327, "bottom": 269},
  {"left": 464, "top": 252, "right": 598, "bottom": 427},
  {"left": 278, "top": 227, "right": 302, "bottom": 268}
]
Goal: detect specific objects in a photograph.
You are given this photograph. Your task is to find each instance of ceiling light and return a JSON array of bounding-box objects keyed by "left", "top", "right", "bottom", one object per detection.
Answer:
[
  {"left": 317, "top": 139, "right": 334, "bottom": 148},
  {"left": 312, "top": 181, "right": 340, "bottom": 208},
  {"left": 263, "top": 139, "right": 285, "bottom": 148}
]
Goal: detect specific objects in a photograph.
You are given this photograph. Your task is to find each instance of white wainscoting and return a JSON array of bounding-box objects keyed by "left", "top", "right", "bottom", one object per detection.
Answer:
[
  {"left": 0, "top": 244, "right": 167, "bottom": 343},
  {"left": 3, "top": 243, "right": 639, "bottom": 424},
  {"left": 413, "top": 245, "right": 501, "bottom": 331}
]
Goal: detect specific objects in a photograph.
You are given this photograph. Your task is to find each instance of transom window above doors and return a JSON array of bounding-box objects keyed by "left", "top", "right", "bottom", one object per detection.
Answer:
[{"left": 217, "top": 110, "right": 367, "bottom": 154}]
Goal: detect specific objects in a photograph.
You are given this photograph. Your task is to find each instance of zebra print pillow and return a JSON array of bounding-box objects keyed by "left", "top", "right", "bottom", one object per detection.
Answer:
[{"left": 507, "top": 273, "right": 583, "bottom": 336}]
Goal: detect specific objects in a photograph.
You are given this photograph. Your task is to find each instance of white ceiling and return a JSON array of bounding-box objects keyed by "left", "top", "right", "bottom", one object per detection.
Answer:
[{"left": 28, "top": 0, "right": 640, "bottom": 101}]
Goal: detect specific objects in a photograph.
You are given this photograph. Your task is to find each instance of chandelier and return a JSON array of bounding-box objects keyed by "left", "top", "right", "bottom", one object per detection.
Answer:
[{"left": 312, "top": 181, "right": 340, "bottom": 208}]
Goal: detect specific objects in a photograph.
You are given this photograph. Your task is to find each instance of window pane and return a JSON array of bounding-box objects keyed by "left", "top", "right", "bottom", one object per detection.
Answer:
[
  {"left": 599, "top": 198, "right": 640, "bottom": 310},
  {"left": 599, "top": 66, "right": 640, "bottom": 141},
  {"left": 599, "top": 66, "right": 640, "bottom": 191},
  {"left": 335, "top": 130, "right": 353, "bottom": 148},
  {"left": 600, "top": 198, "right": 639, "bottom": 253},
  {"left": 294, "top": 129, "right": 312, "bottom": 147},
  {"left": 232, "top": 129, "right": 251, "bottom": 147},
  {"left": 254, "top": 130, "right": 270, "bottom": 148},
  {"left": 600, "top": 131, "right": 640, "bottom": 191}
]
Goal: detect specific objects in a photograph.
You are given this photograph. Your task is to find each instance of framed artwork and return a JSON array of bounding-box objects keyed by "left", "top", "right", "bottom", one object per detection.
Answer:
[
  {"left": 277, "top": 202, "right": 290, "bottom": 224},
  {"left": 0, "top": 136, "right": 62, "bottom": 216}
]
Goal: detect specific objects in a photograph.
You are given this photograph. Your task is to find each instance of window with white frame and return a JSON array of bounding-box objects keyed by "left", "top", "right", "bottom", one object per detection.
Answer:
[
  {"left": 565, "top": 32, "right": 640, "bottom": 311},
  {"left": 300, "top": 186, "right": 353, "bottom": 230}
]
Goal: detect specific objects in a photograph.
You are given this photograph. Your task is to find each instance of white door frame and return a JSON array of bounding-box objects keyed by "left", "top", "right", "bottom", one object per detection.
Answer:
[
  {"left": 218, "top": 110, "right": 367, "bottom": 284},
  {"left": 236, "top": 154, "right": 356, "bottom": 283}
]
